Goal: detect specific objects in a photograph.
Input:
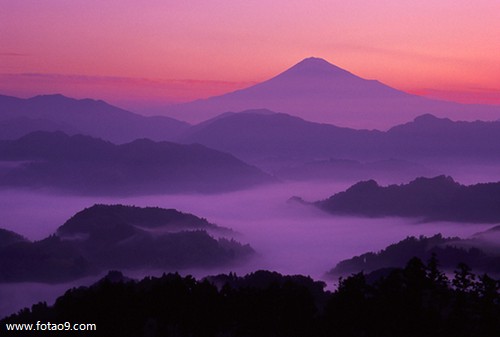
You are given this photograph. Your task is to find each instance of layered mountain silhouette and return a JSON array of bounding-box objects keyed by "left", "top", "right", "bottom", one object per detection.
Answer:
[
  {"left": 384, "top": 114, "right": 500, "bottom": 160},
  {"left": 3, "top": 91, "right": 500, "bottom": 176},
  {"left": 181, "top": 110, "right": 500, "bottom": 172},
  {"left": 0, "top": 131, "right": 274, "bottom": 194},
  {"left": 329, "top": 233, "right": 500, "bottom": 277},
  {"left": 0, "top": 94, "right": 189, "bottom": 143},
  {"left": 0, "top": 204, "right": 254, "bottom": 282},
  {"left": 180, "top": 109, "right": 381, "bottom": 165},
  {"left": 164, "top": 57, "right": 500, "bottom": 129},
  {"left": 314, "top": 176, "right": 500, "bottom": 223},
  {"left": 3, "top": 98, "right": 500, "bottom": 190}
]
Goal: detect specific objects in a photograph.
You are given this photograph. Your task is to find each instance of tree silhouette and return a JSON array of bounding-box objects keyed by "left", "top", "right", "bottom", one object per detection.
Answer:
[{"left": 2, "top": 260, "right": 500, "bottom": 337}]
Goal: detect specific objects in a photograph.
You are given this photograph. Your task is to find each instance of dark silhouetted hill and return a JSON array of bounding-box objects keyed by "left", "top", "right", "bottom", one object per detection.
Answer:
[
  {"left": 0, "top": 94, "right": 190, "bottom": 143},
  {"left": 0, "top": 205, "right": 253, "bottom": 283},
  {"left": 329, "top": 234, "right": 500, "bottom": 276},
  {"left": 3, "top": 261, "right": 500, "bottom": 336},
  {"left": 0, "top": 131, "right": 274, "bottom": 194},
  {"left": 316, "top": 176, "right": 500, "bottom": 223},
  {"left": 57, "top": 204, "right": 227, "bottom": 237},
  {"left": 0, "top": 228, "right": 28, "bottom": 248}
]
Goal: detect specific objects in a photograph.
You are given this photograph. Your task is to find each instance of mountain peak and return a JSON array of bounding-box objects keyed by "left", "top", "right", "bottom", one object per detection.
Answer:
[
  {"left": 30, "top": 94, "right": 107, "bottom": 107},
  {"left": 164, "top": 56, "right": 500, "bottom": 129},
  {"left": 282, "top": 57, "right": 354, "bottom": 78},
  {"left": 412, "top": 114, "right": 453, "bottom": 125},
  {"left": 30, "top": 93, "right": 70, "bottom": 102},
  {"left": 297, "top": 57, "right": 332, "bottom": 66}
]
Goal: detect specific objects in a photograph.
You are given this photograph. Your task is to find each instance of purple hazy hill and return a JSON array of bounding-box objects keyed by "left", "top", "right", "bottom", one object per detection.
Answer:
[
  {"left": 180, "top": 109, "right": 381, "bottom": 164},
  {"left": 0, "top": 131, "right": 275, "bottom": 194},
  {"left": 0, "top": 94, "right": 190, "bottom": 143},
  {"left": 164, "top": 57, "right": 500, "bottom": 129},
  {"left": 181, "top": 110, "right": 500, "bottom": 166}
]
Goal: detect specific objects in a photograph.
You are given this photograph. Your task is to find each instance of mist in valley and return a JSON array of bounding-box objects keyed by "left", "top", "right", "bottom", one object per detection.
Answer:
[{"left": 1, "top": 172, "right": 498, "bottom": 318}]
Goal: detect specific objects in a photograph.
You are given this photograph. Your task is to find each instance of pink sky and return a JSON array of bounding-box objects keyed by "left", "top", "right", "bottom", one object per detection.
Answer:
[{"left": 1, "top": 0, "right": 500, "bottom": 111}]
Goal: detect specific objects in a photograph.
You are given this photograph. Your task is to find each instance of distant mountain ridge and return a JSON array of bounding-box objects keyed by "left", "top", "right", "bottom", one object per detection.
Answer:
[
  {"left": 0, "top": 131, "right": 274, "bottom": 194},
  {"left": 179, "top": 109, "right": 381, "bottom": 164},
  {"left": 384, "top": 114, "right": 500, "bottom": 159},
  {"left": 4, "top": 92, "right": 500, "bottom": 169},
  {"left": 4, "top": 92, "right": 500, "bottom": 185},
  {"left": 180, "top": 110, "right": 500, "bottom": 171},
  {"left": 0, "top": 94, "right": 190, "bottom": 143},
  {"left": 164, "top": 57, "right": 500, "bottom": 129}
]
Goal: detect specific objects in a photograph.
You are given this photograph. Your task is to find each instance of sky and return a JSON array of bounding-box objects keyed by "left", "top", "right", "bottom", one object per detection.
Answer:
[{"left": 1, "top": 0, "right": 500, "bottom": 112}]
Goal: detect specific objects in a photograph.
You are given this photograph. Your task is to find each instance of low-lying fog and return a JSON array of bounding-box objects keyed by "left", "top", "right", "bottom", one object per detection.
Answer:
[{"left": 0, "top": 177, "right": 496, "bottom": 318}]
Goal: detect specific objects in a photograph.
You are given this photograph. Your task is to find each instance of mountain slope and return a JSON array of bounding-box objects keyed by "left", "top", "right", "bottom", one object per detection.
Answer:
[
  {"left": 181, "top": 111, "right": 500, "bottom": 170},
  {"left": 0, "top": 94, "right": 190, "bottom": 143},
  {"left": 384, "top": 114, "right": 500, "bottom": 159},
  {"left": 0, "top": 204, "right": 253, "bottom": 282},
  {"left": 0, "top": 228, "right": 28, "bottom": 248},
  {"left": 165, "top": 57, "right": 500, "bottom": 129},
  {"left": 0, "top": 131, "right": 274, "bottom": 194},
  {"left": 329, "top": 234, "right": 500, "bottom": 276},
  {"left": 180, "top": 109, "right": 382, "bottom": 165},
  {"left": 315, "top": 176, "right": 500, "bottom": 223}
]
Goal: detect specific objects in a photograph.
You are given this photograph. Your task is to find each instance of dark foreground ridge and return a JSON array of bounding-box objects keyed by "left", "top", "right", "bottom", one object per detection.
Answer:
[
  {"left": 0, "top": 205, "right": 253, "bottom": 283},
  {"left": 2, "top": 259, "right": 500, "bottom": 336},
  {"left": 316, "top": 175, "right": 500, "bottom": 223}
]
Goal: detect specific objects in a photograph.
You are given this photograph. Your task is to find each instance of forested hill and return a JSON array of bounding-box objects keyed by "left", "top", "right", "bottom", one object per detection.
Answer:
[
  {"left": 329, "top": 234, "right": 500, "bottom": 276},
  {"left": 2, "top": 259, "right": 500, "bottom": 336},
  {"left": 316, "top": 175, "right": 500, "bottom": 223},
  {"left": 0, "top": 204, "right": 253, "bottom": 283}
]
